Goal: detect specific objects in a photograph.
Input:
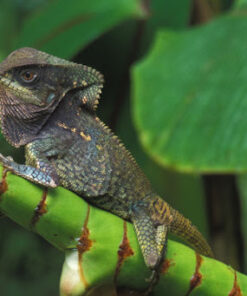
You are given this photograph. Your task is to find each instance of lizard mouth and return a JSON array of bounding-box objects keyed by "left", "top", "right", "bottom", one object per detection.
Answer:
[
  {"left": 0, "top": 74, "right": 18, "bottom": 90},
  {"left": 0, "top": 74, "right": 40, "bottom": 103}
]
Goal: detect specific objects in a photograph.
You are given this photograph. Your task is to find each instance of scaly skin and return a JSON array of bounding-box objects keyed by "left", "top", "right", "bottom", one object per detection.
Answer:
[{"left": 0, "top": 48, "right": 213, "bottom": 274}]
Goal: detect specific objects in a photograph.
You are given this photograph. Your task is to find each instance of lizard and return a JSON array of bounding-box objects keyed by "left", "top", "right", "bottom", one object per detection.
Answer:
[{"left": 0, "top": 47, "right": 213, "bottom": 282}]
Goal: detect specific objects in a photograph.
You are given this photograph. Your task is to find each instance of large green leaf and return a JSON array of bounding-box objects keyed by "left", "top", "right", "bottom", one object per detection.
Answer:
[
  {"left": 132, "top": 10, "right": 247, "bottom": 173},
  {"left": 14, "top": 0, "right": 145, "bottom": 58}
]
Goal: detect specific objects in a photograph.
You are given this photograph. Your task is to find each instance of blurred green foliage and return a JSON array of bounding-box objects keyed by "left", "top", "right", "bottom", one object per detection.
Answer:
[{"left": 0, "top": 0, "right": 246, "bottom": 295}]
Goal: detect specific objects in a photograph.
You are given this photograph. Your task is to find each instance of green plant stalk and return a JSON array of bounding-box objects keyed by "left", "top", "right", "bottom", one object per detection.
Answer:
[{"left": 0, "top": 165, "right": 246, "bottom": 296}]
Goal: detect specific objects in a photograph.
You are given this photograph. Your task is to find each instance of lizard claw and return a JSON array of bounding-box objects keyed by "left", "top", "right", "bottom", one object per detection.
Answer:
[
  {"left": 0, "top": 153, "right": 14, "bottom": 170},
  {"left": 144, "top": 270, "right": 160, "bottom": 295},
  {"left": 6, "top": 156, "right": 14, "bottom": 162},
  {"left": 145, "top": 270, "right": 157, "bottom": 283}
]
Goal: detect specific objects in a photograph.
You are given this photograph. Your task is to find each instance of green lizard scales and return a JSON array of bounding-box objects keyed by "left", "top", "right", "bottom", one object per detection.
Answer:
[{"left": 0, "top": 48, "right": 213, "bottom": 272}]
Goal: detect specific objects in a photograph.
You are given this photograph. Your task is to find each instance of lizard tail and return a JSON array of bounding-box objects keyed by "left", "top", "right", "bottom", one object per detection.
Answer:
[
  {"left": 169, "top": 206, "right": 214, "bottom": 258},
  {"left": 150, "top": 196, "right": 214, "bottom": 258}
]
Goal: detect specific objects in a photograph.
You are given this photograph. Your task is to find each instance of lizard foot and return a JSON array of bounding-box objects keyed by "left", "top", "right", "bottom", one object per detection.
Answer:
[
  {"left": 0, "top": 154, "right": 14, "bottom": 171},
  {"left": 144, "top": 269, "right": 160, "bottom": 296}
]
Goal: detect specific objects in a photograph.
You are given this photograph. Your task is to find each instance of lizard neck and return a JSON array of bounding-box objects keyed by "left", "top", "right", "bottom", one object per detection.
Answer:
[{"left": 40, "top": 91, "right": 96, "bottom": 131}]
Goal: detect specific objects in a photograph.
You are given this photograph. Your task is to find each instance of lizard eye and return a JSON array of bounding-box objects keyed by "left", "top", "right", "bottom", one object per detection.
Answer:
[{"left": 20, "top": 70, "right": 38, "bottom": 83}]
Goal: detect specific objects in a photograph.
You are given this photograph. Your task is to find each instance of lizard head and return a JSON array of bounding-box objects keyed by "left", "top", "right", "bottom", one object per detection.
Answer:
[{"left": 0, "top": 47, "right": 104, "bottom": 147}]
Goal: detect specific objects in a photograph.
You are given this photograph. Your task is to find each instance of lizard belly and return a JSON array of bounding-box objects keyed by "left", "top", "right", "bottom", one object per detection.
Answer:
[{"left": 85, "top": 193, "right": 131, "bottom": 221}]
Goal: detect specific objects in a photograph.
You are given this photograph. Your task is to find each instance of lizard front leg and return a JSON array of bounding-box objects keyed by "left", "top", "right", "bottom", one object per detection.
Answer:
[
  {"left": 0, "top": 140, "right": 60, "bottom": 188},
  {"left": 0, "top": 153, "right": 59, "bottom": 187}
]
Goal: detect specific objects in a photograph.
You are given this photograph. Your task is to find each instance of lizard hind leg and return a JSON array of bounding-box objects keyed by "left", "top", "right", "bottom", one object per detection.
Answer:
[
  {"left": 131, "top": 204, "right": 168, "bottom": 269},
  {"left": 131, "top": 205, "right": 169, "bottom": 295}
]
